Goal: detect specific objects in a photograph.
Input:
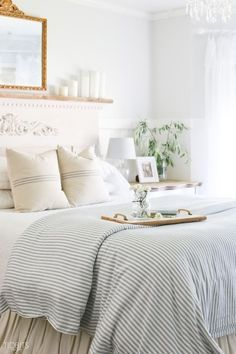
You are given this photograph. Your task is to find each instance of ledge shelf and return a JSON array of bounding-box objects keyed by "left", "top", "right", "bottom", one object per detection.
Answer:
[{"left": 0, "top": 93, "right": 113, "bottom": 104}]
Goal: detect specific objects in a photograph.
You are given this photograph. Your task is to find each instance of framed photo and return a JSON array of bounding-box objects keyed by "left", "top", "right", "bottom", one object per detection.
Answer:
[{"left": 136, "top": 157, "right": 159, "bottom": 183}]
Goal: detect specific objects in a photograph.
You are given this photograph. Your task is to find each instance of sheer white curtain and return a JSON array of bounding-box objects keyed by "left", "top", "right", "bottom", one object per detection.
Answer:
[{"left": 205, "top": 34, "right": 236, "bottom": 197}]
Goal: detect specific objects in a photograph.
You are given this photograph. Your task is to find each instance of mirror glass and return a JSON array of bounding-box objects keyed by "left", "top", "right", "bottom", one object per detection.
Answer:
[{"left": 0, "top": 15, "right": 46, "bottom": 90}]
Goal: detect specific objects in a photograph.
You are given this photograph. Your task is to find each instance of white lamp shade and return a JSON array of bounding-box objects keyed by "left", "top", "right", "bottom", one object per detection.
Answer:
[{"left": 107, "top": 137, "right": 136, "bottom": 160}]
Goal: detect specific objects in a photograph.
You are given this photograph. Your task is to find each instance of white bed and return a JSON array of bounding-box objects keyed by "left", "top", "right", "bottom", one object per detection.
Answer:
[{"left": 1, "top": 195, "right": 236, "bottom": 354}]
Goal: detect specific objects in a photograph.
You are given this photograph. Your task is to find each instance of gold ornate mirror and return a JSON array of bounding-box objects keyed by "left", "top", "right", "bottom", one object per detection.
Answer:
[{"left": 0, "top": 0, "right": 47, "bottom": 90}]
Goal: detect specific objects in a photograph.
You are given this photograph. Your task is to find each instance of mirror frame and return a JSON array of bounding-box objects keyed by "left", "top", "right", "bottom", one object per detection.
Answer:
[{"left": 0, "top": 0, "right": 47, "bottom": 91}]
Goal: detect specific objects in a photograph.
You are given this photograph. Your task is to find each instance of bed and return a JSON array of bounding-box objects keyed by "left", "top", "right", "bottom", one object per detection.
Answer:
[{"left": 1, "top": 195, "right": 236, "bottom": 354}]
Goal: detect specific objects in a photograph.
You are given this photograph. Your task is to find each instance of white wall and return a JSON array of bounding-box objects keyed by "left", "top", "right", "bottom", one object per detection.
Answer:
[
  {"left": 15, "top": 0, "right": 151, "bottom": 120},
  {"left": 150, "top": 13, "right": 236, "bottom": 185},
  {"left": 151, "top": 16, "right": 194, "bottom": 121},
  {"left": 150, "top": 16, "right": 194, "bottom": 180}
]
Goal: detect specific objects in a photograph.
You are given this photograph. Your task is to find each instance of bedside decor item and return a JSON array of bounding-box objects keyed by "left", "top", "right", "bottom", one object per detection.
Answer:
[
  {"left": 0, "top": 0, "right": 47, "bottom": 90},
  {"left": 186, "top": 0, "right": 232, "bottom": 23},
  {"left": 136, "top": 157, "right": 159, "bottom": 183},
  {"left": 134, "top": 120, "right": 188, "bottom": 180},
  {"left": 106, "top": 137, "right": 136, "bottom": 180},
  {"left": 131, "top": 184, "right": 151, "bottom": 218}
]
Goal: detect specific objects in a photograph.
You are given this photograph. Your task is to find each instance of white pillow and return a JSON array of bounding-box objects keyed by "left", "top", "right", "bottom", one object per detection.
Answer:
[
  {"left": 0, "top": 157, "right": 11, "bottom": 190},
  {"left": 0, "top": 190, "right": 14, "bottom": 209},
  {"left": 57, "top": 146, "right": 110, "bottom": 206},
  {"left": 99, "top": 160, "right": 132, "bottom": 200},
  {"left": 6, "top": 149, "right": 69, "bottom": 212}
]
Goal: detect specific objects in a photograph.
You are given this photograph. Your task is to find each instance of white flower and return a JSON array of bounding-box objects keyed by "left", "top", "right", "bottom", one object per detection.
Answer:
[{"left": 131, "top": 184, "right": 151, "bottom": 193}]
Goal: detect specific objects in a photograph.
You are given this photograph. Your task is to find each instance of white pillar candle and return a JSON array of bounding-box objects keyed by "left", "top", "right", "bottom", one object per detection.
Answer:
[
  {"left": 69, "top": 80, "right": 78, "bottom": 97},
  {"left": 99, "top": 72, "right": 106, "bottom": 98},
  {"left": 59, "top": 86, "right": 69, "bottom": 97},
  {"left": 90, "top": 71, "right": 100, "bottom": 99},
  {"left": 81, "top": 71, "right": 90, "bottom": 97}
]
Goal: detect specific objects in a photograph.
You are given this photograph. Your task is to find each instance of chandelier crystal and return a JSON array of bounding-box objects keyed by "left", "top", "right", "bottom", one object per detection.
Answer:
[{"left": 186, "top": 0, "right": 233, "bottom": 23}]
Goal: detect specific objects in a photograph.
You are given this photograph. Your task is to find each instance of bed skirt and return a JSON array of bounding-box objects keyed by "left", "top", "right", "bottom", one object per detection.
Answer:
[{"left": 0, "top": 311, "right": 236, "bottom": 354}]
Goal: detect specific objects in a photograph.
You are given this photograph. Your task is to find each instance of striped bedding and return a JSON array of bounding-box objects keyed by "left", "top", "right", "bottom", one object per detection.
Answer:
[{"left": 1, "top": 198, "right": 236, "bottom": 354}]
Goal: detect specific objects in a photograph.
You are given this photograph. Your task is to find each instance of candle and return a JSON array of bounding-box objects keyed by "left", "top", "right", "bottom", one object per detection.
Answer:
[
  {"left": 59, "top": 86, "right": 69, "bottom": 97},
  {"left": 81, "top": 71, "right": 90, "bottom": 97},
  {"left": 99, "top": 72, "right": 106, "bottom": 98},
  {"left": 69, "top": 80, "right": 78, "bottom": 97},
  {"left": 90, "top": 71, "right": 100, "bottom": 99}
]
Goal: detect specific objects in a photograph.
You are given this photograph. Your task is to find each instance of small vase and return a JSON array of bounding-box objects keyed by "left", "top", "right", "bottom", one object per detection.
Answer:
[
  {"left": 132, "top": 191, "right": 150, "bottom": 218},
  {"left": 158, "top": 161, "right": 167, "bottom": 181}
]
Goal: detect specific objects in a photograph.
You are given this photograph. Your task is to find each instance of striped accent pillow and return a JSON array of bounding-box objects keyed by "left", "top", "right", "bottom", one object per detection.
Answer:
[
  {"left": 57, "top": 146, "right": 110, "bottom": 206},
  {"left": 6, "top": 149, "right": 70, "bottom": 212}
]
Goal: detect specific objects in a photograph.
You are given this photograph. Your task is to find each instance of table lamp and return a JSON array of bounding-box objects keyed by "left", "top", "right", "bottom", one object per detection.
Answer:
[{"left": 106, "top": 137, "right": 136, "bottom": 180}]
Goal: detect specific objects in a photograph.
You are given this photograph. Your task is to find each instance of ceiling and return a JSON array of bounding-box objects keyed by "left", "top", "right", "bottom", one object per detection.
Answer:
[
  {"left": 70, "top": 0, "right": 236, "bottom": 17},
  {"left": 97, "top": 0, "right": 186, "bottom": 13}
]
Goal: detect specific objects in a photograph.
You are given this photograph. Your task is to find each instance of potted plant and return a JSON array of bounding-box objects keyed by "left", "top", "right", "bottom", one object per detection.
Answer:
[{"left": 134, "top": 120, "right": 189, "bottom": 180}]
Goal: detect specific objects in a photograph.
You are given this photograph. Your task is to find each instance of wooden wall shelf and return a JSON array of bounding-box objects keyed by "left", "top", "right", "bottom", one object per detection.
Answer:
[{"left": 0, "top": 93, "right": 113, "bottom": 104}]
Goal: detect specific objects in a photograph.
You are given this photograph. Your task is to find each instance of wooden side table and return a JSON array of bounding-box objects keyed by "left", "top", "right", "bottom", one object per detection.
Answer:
[{"left": 130, "top": 180, "right": 202, "bottom": 196}]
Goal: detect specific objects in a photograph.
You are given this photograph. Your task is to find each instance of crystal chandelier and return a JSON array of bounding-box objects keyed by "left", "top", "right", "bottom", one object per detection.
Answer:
[{"left": 186, "top": 0, "right": 233, "bottom": 23}]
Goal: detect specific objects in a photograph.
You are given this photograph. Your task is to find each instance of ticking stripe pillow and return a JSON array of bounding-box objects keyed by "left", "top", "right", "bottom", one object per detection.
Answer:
[
  {"left": 57, "top": 146, "right": 110, "bottom": 206},
  {"left": 6, "top": 149, "right": 70, "bottom": 212}
]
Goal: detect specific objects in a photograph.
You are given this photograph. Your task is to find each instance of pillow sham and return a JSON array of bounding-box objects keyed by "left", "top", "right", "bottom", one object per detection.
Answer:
[
  {"left": 6, "top": 149, "right": 69, "bottom": 212},
  {"left": 0, "top": 190, "right": 14, "bottom": 209},
  {"left": 0, "top": 157, "right": 11, "bottom": 190},
  {"left": 99, "top": 160, "right": 133, "bottom": 200},
  {"left": 57, "top": 146, "right": 110, "bottom": 206}
]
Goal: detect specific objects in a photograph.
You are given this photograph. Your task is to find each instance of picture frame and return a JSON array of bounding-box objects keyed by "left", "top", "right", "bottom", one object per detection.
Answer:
[{"left": 136, "top": 157, "right": 159, "bottom": 183}]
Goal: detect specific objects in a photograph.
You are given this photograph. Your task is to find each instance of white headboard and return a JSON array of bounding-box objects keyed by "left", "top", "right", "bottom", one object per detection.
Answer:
[{"left": 0, "top": 97, "right": 102, "bottom": 154}]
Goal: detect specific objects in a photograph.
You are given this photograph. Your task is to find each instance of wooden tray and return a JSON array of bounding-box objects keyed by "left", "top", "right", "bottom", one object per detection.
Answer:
[{"left": 101, "top": 211, "right": 207, "bottom": 227}]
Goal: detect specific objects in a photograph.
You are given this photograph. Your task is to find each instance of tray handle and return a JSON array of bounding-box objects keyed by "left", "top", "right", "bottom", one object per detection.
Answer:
[
  {"left": 113, "top": 213, "right": 128, "bottom": 221},
  {"left": 178, "top": 209, "right": 192, "bottom": 215}
]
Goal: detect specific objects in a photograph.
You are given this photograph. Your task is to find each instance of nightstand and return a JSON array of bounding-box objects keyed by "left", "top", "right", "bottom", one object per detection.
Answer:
[{"left": 130, "top": 180, "right": 202, "bottom": 197}]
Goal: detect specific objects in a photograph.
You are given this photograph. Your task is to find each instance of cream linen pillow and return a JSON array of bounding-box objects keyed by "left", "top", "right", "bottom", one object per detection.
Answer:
[
  {"left": 58, "top": 146, "right": 110, "bottom": 206},
  {"left": 6, "top": 149, "right": 69, "bottom": 212}
]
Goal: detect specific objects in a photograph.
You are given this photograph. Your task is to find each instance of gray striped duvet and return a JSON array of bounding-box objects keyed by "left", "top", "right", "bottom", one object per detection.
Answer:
[{"left": 1, "top": 198, "right": 236, "bottom": 354}]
